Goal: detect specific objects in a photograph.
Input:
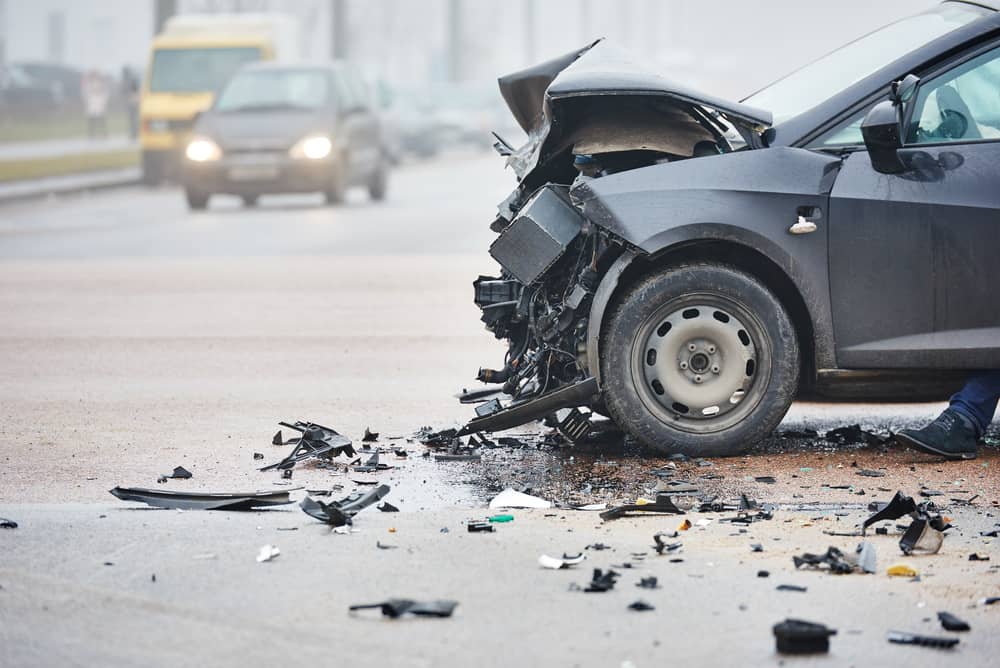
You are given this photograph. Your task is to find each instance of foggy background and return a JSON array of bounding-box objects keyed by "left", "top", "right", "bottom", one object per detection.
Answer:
[{"left": 1, "top": 0, "right": 938, "bottom": 102}]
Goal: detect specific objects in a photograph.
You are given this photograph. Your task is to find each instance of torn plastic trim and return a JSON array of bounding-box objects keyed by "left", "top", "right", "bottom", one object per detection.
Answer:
[
  {"left": 300, "top": 484, "right": 390, "bottom": 527},
  {"left": 261, "top": 420, "right": 355, "bottom": 472},
  {"left": 349, "top": 599, "right": 459, "bottom": 619},
  {"left": 457, "top": 376, "right": 599, "bottom": 436},
  {"left": 109, "top": 487, "right": 298, "bottom": 511}
]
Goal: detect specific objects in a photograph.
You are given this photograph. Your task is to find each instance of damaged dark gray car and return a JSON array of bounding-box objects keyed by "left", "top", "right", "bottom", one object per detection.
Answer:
[{"left": 467, "top": 1, "right": 1000, "bottom": 455}]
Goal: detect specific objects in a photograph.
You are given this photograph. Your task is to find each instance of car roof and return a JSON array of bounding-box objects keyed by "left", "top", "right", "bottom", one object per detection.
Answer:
[{"left": 238, "top": 61, "right": 346, "bottom": 74}]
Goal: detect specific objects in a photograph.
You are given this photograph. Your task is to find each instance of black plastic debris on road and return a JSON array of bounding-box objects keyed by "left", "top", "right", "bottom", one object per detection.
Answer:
[
  {"left": 583, "top": 569, "right": 619, "bottom": 592},
  {"left": 253, "top": 452, "right": 264, "bottom": 460},
  {"left": 776, "top": 584, "right": 808, "bottom": 592},
  {"left": 636, "top": 577, "right": 660, "bottom": 589},
  {"left": 300, "top": 484, "right": 390, "bottom": 527},
  {"left": 349, "top": 599, "right": 458, "bottom": 618},
  {"left": 109, "top": 487, "right": 298, "bottom": 510},
  {"left": 856, "top": 469, "right": 885, "bottom": 478},
  {"left": 773, "top": 619, "right": 836, "bottom": 655},
  {"left": 937, "top": 611, "right": 970, "bottom": 632},
  {"left": 793, "top": 547, "right": 855, "bottom": 574},
  {"left": 863, "top": 490, "right": 950, "bottom": 555},
  {"left": 628, "top": 600, "right": 655, "bottom": 612},
  {"left": 378, "top": 502, "right": 400, "bottom": 513},
  {"left": 887, "top": 631, "right": 959, "bottom": 649},
  {"left": 754, "top": 476, "right": 777, "bottom": 484},
  {"left": 362, "top": 427, "right": 379, "bottom": 442},
  {"left": 969, "top": 553, "right": 990, "bottom": 561},
  {"left": 825, "top": 424, "right": 890, "bottom": 446},
  {"left": 600, "top": 493, "right": 683, "bottom": 521},
  {"left": 0, "top": 518, "right": 17, "bottom": 529},
  {"left": 354, "top": 451, "right": 392, "bottom": 473},
  {"left": 157, "top": 466, "right": 193, "bottom": 483},
  {"left": 652, "top": 532, "right": 682, "bottom": 555},
  {"left": 467, "top": 521, "right": 495, "bottom": 533},
  {"left": 261, "top": 421, "right": 356, "bottom": 472}
]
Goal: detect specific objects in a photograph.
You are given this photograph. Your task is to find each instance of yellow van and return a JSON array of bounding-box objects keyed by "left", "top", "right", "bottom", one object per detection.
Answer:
[{"left": 140, "top": 14, "right": 300, "bottom": 184}]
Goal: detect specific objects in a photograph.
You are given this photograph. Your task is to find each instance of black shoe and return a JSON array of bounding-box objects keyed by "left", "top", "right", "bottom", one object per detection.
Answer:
[{"left": 896, "top": 409, "right": 978, "bottom": 461}]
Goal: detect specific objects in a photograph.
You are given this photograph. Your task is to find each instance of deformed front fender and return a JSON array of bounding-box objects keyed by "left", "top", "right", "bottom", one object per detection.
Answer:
[{"left": 580, "top": 147, "right": 842, "bottom": 384}]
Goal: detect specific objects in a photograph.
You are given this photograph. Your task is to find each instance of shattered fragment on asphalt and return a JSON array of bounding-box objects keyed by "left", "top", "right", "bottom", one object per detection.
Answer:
[
  {"left": 856, "top": 469, "right": 885, "bottom": 478},
  {"left": 937, "top": 612, "right": 970, "bottom": 632},
  {"left": 887, "top": 631, "right": 959, "bottom": 649},
  {"left": 261, "top": 421, "right": 356, "bottom": 472},
  {"left": 362, "top": 427, "right": 379, "bottom": 442},
  {"left": 969, "top": 553, "right": 990, "bottom": 561},
  {"left": 652, "top": 532, "right": 682, "bottom": 555},
  {"left": 354, "top": 451, "right": 392, "bottom": 473},
  {"left": 109, "top": 487, "right": 297, "bottom": 510},
  {"left": 489, "top": 488, "right": 552, "bottom": 509},
  {"left": 636, "top": 577, "right": 659, "bottom": 589},
  {"left": 887, "top": 563, "right": 918, "bottom": 577},
  {"left": 349, "top": 599, "right": 458, "bottom": 618},
  {"left": 600, "top": 493, "right": 683, "bottom": 521},
  {"left": 582, "top": 569, "right": 619, "bottom": 592},
  {"left": 793, "top": 547, "right": 855, "bottom": 574},
  {"left": 256, "top": 544, "right": 280, "bottom": 563},
  {"left": 776, "top": 584, "right": 808, "bottom": 592},
  {"left": 377, "top": 502, "right": 399, "bottom": 513},
  {"left": 538, "top": 553, "right": 586, "bottom": 569},
  {"left": 467, "top": 521, "right": 495, "bottom": 533},
  {"left": 300, "top": 485, "right": 390, "bottom": 527},
  {"left": 900, "top": 519, "right": 945, "bottom": 555},
  {"left": 628, "top": 600, "right": 655, "bottom": 612},
  {"left": 773, "top": 619, "right": 836, "bottom": 654},
  {"left": 856, "top": 541, "right": 877, "bottom": 574},
  {"left": 0, "top": 518, "right": 18, "bottom": 529}
]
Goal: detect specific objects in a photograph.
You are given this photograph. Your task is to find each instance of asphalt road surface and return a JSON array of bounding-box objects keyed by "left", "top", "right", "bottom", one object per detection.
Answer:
[{"left": 1, "top": 152, "right": 997, "bottom": 667}]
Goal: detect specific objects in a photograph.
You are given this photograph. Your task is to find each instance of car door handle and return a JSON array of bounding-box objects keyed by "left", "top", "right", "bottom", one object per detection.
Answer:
[{"left": 790, "top": 207, "right": 821, "bottom": 235}]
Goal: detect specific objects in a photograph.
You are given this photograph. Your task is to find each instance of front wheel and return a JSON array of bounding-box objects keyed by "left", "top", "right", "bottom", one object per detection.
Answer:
[
  {"left": 185, "top": 188, "right": 210, "bottom": 211},
  {"left": 601, "top": 263, "right": 799, "bottom": 457}
]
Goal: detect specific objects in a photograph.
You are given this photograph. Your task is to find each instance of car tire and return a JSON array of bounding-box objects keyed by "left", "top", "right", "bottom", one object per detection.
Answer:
[
  {"left": 600, "top": 262, "right": 799, "bottom": 457},
  {"left": 185, "top": 188, "right": 210, "bottom": 211},
  {"left": 242, "top": 195, "right": 259, "bottom": 208},
  {"left": 324, "top": 159, "right": 346, "bottom": 205},
  {"left": 142, "top": 151, "right": 164, "bottom": 186},
  {"left": 368, "top": 160, "right": 388, "bottom": 201}
]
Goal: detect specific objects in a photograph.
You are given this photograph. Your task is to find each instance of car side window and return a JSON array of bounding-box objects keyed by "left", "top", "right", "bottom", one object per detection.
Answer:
[
  {"left": 907, "top": 45, "right": 1000, "bottom": 144},
  {"left": 812, "top": 108, "right": 870, "bottom": 147}
]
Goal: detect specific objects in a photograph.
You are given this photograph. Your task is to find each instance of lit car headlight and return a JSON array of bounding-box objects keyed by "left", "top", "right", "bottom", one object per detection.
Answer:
[
  {"left": 185, "top": 137, "right": 222, "bottom": 162},
  {"left": 290, "top": 135, "right": 332, "bottom": 160}
]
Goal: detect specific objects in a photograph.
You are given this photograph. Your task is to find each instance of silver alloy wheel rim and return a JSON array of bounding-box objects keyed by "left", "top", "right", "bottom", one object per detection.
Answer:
[{"left": 632, "top": 294, "right": 768, "bottom": 434}]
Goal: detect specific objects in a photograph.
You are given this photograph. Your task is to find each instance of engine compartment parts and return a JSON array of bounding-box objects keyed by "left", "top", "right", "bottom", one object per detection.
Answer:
[
  {"left": 109, "top": 487, "right": 298, "bottom": 511},
  {"left": 261, "top": 420, "right": 356, "bottom": 472},
  {"left": 600, "top": 493, "right": 684, "bottom": 521},
  {"left": 887, "top": 631, "right": 959, "bottom": 649},
  {"left": 488, "top": 186, "right": 583, "bottom": 285},
  {"left": 349, "top": 599, "right": 459, "bottom": 619},
  {"left": 773, "top": 619, "right": 837, "bottom": 655},
  {"left": 299, "top": 485, "right": 390, "bottom": 527}
]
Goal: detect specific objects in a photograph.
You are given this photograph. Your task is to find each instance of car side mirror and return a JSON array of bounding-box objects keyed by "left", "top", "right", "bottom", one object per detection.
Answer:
[
  {"left": 861, "top": 75, "right": 920, "bottom": 175},
  {"left": 862, "top": 100, "right": 906, "bottom": 174}
]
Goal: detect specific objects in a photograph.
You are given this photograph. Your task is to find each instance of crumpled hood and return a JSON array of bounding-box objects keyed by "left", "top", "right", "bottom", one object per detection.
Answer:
[{"left": 496, "top": 39, "right": 772, "bottom": 182}]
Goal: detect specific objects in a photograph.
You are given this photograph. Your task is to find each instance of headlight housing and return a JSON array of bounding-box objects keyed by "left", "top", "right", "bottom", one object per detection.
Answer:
[
  {"left": 185, "top": 137, "right": 222, "bottom": 162},
  {"left": 290, "top": 135, "right": 332, "bottom": 160}
]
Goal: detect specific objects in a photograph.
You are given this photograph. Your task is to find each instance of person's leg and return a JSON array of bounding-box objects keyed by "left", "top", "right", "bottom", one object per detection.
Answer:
[
  {"left": 895, "top": 372, "right": 999, "bottom": 460},
  {"left": 949, "top": 370, "right": 1000, "bottom": 436}
]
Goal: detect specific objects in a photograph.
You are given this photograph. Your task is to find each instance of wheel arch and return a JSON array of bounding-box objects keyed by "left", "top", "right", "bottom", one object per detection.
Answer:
[{"left": 588, "top": 235, "right": 823, "bottom": 392}]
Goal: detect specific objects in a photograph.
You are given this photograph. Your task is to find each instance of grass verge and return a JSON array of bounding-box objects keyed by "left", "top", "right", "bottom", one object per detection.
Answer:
[{"left": 0, "top": 149, "right": 139, "bottom": 183}]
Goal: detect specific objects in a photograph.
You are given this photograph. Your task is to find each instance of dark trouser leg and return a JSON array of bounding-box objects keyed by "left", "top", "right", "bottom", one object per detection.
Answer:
[{"left": 950, "top": 371, "right": 1000, "bottom": 437}]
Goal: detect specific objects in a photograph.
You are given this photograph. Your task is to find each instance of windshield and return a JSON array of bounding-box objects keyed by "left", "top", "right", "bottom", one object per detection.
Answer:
[
  {"left": 215, "top": 69, "right": 330, "bottom": 112},
  {"left": 744, "top": 3, "right": 989, "bottom": 124},
  {"left": 149, "top": 47, "right": 261, "bottom": 94}
]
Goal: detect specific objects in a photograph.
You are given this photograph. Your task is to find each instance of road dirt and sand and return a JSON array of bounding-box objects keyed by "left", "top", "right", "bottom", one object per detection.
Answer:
[{"left": 1, "top": 153, "right": 997, "bottom": 667}]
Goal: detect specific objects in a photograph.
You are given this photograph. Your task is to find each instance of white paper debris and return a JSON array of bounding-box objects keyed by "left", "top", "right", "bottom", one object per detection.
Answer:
[
  {"left": 538, "top": 553, "right": 586, "bottom": 569},
  {"left": 256, "top": 544, "right": 280, "bottom": 562},
  {"left": 489, "top": 488, "right": 552, "bottom": 510}
]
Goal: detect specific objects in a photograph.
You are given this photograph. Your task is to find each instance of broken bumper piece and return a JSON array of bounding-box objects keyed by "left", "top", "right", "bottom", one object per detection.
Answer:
[
  {"left": 261, "top": 420, "right": 356, "bottom": 471},
  {"left": 349, "top": 599, "right": 458, "bottom": 618},
  {"left": 300, "top": 484, "right": 390, "bottom": 527},
  {"left": 600, "top": 493, "right": 684, "bottom": 521},
  {"left": 773, "top": 619, "right": 837, "bottom": 655},
  {"left": 109, "top": 487, "right": 297, "bottom": 511},
  {"left": 457, "top": 377, "right": 599, "bottom": 436}
]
